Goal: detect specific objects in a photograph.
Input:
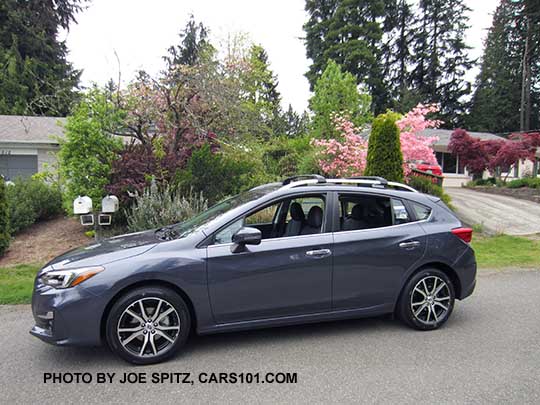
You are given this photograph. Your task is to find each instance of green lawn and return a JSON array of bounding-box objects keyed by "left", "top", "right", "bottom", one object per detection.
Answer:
[
  {"left": 472, "top": 235, "right": 540, "bottom": 269},
  {"left": 0, "top": 263, "right": 41, "bottom": 304}
]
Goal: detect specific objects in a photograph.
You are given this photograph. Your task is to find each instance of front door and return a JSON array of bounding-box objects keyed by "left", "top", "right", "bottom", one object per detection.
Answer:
[{"left": 206, "top": 193, "right": 333, "bottom": 324}]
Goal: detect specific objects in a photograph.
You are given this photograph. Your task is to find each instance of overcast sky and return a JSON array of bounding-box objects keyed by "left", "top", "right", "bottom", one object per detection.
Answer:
[{"left": 63, "top": 0, "right": 499, "bottom": 112}]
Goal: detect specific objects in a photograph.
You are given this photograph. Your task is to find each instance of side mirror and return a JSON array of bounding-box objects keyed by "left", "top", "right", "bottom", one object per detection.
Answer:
[{"left": 231, "top": 227, "right": 261, "bottom": 253}]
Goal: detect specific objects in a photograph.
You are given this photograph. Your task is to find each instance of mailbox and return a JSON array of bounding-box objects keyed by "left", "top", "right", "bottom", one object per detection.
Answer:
[
  {"left": 101, "top": 195, "right": 119, "bottom": 213},
  {"left": 73, "top": 196, "right": 93, "bottom": 215}
]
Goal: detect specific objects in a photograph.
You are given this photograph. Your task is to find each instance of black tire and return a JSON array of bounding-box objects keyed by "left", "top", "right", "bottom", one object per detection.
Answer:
[
  {"left": 106, "top": 286, "right": 190, "bottom": 365},
  {"left": 396, "top": 268, "right": 455, "bottom": 331}
]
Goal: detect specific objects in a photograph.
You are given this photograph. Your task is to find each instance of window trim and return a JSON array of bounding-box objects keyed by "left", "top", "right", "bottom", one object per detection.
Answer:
[
  {"left": 331, "top": 191, "right": 431, "bottom": 234},
  {"left": 203, "top": 192, "right": 331, "bottom": 247}
]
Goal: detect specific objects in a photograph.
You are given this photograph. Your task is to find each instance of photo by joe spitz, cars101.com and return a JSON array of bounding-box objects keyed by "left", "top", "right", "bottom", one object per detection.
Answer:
[{"left": 31, "top": 175, "right": 476, "bottom": 364}]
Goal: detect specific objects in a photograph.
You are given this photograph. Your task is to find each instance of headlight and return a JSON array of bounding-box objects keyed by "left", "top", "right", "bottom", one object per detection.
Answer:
[{"left": 39, "top": 266, "right": 104, "bottom": 289}]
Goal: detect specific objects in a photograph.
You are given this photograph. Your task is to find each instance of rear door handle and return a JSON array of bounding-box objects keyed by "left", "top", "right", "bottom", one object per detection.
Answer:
[
  {"left": 399, "top": 241, "right": 421, "bottom": 250},
  {"left": 306, "top": 249, "right": 332, "bottom": 258}
]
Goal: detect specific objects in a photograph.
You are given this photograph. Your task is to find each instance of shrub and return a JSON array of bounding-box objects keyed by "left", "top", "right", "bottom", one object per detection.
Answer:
[
  {"left": 365, "top": 112, "right": 404, "bottom": 182},
  {"left": 177, "top": 143, "right": 268, "bottom": 205},
  {"left": 0, "top": 179, "right": 9, "bottom": 256},
  {"left": 58, "top": 89, "right": 123, "bottom": 212},
  {"left": 506, "top": 177, "right": 540, "bottom": 189},
  {"left": 407, "top": 176, "right": 452, "bottom": 207},
  {"left": 126, "top": 182, "right": 208, "bottom": 232},
  {"left": 6, "top": 177, "right": 63, "bottom": 234}
]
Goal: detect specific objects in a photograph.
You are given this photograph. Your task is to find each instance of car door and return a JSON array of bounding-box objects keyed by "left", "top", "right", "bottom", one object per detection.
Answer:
[
  {"left": 331, "top": 192, "right": 427, "bottom": 311},
  {"left": 206, "top": 193, "right": 333, "bottom": 324}
]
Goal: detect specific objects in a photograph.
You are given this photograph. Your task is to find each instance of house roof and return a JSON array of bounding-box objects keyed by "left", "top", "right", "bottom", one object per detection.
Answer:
[
  {"left": 418, "top": 128, "right": 506, "bottom": 146},
  {"left": 0, "top": 115, "right": 66, "bottom": 145}
]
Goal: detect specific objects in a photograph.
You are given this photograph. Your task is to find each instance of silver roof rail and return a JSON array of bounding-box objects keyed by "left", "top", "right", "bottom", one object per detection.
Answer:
[{"left": 280, "top": 175, "right": 418, "bottom": 192}]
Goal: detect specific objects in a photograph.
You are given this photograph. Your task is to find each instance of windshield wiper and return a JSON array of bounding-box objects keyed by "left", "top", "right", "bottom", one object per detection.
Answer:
[{"left": 155, "top": 225, "right": 179, "bottom": 241}]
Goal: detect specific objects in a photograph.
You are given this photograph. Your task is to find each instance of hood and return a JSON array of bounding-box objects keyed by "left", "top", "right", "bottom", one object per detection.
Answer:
[{"left": 46, "top": 229, "right": 160, "bottom": 269}]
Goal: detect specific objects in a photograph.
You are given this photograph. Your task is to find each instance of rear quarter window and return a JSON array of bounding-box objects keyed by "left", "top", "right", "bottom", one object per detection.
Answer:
[{"left": 410, "top": 202, "right": 432, "bottom": 221}]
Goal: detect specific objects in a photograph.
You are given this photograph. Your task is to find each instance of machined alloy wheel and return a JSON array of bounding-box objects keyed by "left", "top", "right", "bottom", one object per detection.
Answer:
[
  {"left": 410, "top": 276, "right": 451, "bottom": 326},
  {"left": 106, "top": 286, "right": 190, "bottom": 364},
  {"left": 117, "top": 298, "right": 180, "bottom": 357},
  {"left": 397, "top": 268, "right": 455, "bottom": 331}
]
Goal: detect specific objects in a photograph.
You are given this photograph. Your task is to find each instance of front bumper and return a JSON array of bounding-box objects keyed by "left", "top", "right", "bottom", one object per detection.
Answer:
[{"left": 30, "top": 282, "right": 106, "bottom": 347}]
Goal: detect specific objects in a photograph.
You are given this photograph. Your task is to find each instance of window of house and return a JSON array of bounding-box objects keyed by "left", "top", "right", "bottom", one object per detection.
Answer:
[{"left": 436, "top": 152, "right": 465, "bottom": 174}]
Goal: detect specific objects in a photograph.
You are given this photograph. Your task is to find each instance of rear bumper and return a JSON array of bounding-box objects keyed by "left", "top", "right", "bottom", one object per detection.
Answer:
[{"left": 454, "top": 247, "right": 477, "bottom": 300}]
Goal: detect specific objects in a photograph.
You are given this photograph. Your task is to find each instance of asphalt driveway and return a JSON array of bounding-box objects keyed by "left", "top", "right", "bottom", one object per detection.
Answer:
[
  {"left": 445, "top": 187, "right": 540, "bottom": 235},
  {"left": 1, "top": 269, "right": 540, "bottom": 404}
]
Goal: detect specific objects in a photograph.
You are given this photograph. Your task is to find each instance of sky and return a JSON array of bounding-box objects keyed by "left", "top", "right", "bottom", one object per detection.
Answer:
[{"left": 62, "top": 0, "right": 500, "bottom": 113}]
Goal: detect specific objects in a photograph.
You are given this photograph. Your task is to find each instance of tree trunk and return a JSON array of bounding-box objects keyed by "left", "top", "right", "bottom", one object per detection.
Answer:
[{"left": 520, "top": 16, "right": 531, "bottom": 132}]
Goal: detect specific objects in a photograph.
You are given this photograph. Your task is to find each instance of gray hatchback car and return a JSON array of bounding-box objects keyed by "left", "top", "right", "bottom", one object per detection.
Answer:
[{"left": 31, "top": 175, "right": 476, "bottom": 364}]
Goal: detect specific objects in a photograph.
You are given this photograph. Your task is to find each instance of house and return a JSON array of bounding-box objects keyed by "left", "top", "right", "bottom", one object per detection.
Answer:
[
  {"left": 0, "top": 115, "right": 65, "bottom": 180},
  {"left": 420, "top": 128, "right": 540, "bottom": 188}
]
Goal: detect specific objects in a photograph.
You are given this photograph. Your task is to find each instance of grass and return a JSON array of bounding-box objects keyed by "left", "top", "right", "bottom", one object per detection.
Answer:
[
  {"left": 0, "top": 263, "right": 41, "bottom": 304},
  {"left": 472, "top": 235, "right": 540, "bottom": 269}
]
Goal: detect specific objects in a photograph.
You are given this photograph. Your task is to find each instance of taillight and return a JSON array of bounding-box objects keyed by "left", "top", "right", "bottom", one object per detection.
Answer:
[{"left": 451, "top": 227, "right": 473, "bottom": 243}]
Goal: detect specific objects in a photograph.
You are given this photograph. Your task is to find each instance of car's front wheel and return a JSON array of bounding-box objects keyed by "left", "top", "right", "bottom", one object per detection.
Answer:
[
  {"left": 106, "top": 286, "right": 190, "bottom": 364},
  {"left": 397, "top": 268, "right": 455, "bottom": 330}
]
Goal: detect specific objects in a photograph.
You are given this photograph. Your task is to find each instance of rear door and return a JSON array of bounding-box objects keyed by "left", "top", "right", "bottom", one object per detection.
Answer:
[{"left": 331, "top": 192, "right": 427, "bottom": 310}]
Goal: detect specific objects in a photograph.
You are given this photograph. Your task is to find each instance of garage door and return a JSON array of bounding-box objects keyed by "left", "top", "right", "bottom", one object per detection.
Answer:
[{"left": 0, "top": 155, "right": 38, "bottom": 180}]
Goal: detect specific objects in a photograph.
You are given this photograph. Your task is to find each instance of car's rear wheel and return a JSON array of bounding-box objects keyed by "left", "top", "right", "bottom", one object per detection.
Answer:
[
  {"left": 397, "top": 268, "right": 455, "bottom": 330},
  {"left": 106, "top": 286, "right": 190, "bottom": 364}
]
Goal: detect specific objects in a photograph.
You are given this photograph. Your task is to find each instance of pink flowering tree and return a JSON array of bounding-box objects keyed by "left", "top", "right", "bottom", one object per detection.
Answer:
[
  {"left": 312, "top": 115, "right": 368, "bottom": 177},
  {"left": 396, "top": 104, "right": 442, "bottom": 177}
]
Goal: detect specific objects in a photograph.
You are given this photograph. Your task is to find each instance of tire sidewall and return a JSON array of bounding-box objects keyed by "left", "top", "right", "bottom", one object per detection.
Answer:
[
  {"left": 399, "top": 268, "right": 455, "bottom": 331},
  {"left": 106, "top": 286, "right": 190, "bottom": 365}
]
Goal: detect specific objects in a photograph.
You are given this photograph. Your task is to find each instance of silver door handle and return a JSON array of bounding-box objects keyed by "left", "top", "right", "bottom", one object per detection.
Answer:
[
  {"left": 306, "top": 249, "right": 332, "bottom": 258},
  {"left": 399, "top": 241, "right": 421, "bottom": 249}
]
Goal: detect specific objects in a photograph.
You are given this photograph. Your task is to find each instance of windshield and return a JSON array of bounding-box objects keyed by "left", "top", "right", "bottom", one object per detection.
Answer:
[{"left": 166, "top": 184, "right": 281, "bottom": 239}]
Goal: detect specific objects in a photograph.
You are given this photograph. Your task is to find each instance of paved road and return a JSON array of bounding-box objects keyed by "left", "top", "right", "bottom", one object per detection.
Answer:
[
  {"left": 445, "top": 187, "right": 540, "bottom": 235},
  {"left": 1, "top": 269, "right": 540, "bottom": 404}
]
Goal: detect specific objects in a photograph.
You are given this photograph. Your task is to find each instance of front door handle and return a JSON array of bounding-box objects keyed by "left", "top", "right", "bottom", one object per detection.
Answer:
[
  {"left": 399, "top": 241, "right": 421, "bottom": 250},
  {"left": 306, "top": 249, "right": 332, "bottom": 258}
]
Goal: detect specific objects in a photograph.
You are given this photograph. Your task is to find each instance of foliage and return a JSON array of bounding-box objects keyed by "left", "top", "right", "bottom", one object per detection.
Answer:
[
  {"left": 0, "top": 263, "right": 42, "bottom": 304},
  {"left": 177, "top": 143, "right": 266, "bottom": 205},
  {"left": 126, "top": 182, "right": 208, "bottom": 232},
  {"left": 448, "top": 129, "right": 539, "bottom": 179},
  {"left": 468, "top": 0, "right": 540, "bottom": 133},
  {"left": 396, "top": 103, "right": 441, "bottom": 176},
  {"left": 0, "top": 179, "right": 9, "bottom": 256},
  {"left": 304, "top": 0, "right": 388, "bottom": 113},
  {"left": 410, "top": 0, "right": 474, "bottom": 127},
  {"left": 58, "top": 89, "right": 123, "bottom": 211},
  {"left": 466, "top": 177, "right": 498, "bottom": 187},
  {"left": 164, "top": 14, "right": 214, "bottom": 68},
  {"left": 6, "top": 177, "right": 63, "bottom": 234},
  {"left": 0, "top": 0, "right": 87, "bottom": 115},
  {"left": 312, "top": 115, "right": 368, "bottom": 177},
  {"left": 407, "top": 176, "right": 452, "bottom": 207},
  {"left": 309, "top": 60, "right": 372, "bottom": 139},
  {"left": 505, "top": 177, "right": 540, "bottom": 189},
  {"left": 365, "top": 112, "right": 404, "bottom": 182}
]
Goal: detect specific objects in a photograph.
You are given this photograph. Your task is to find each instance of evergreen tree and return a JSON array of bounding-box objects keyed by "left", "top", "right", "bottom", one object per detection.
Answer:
[
  {"left": 382, "top": 0, "right": 416, "bottom": 112},
  {"left": 280, "top": 105, "right": 310, "bottom": 138},
  {"left": 410, "top": 0, "right": 474, "bottom": 127},
  {"left": 164, "top": 15, "right": 214, "bottom": 68},
  {"left": 468, "top": 0, "right": 540, "bottom": 133},
  {"left": 364, "top": 112, "right": 404, "bottom": 182},
  {"left": 304, "top": 0, "right": 387, "bottom": 113},
  {"left": 309, "top": 60, "right": 372, "bottom": 139},
  {"left": 0, "top": 0, "right": 86, "bottom": 116}
]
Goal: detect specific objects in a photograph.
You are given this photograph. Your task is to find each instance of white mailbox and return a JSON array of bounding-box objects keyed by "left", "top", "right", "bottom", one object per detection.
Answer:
[
  {"left": 73, "top": 196, "right": 93, "bottom": 215},
  {"left": 101, "top": 195, "right": 119, "bottom": 213}
]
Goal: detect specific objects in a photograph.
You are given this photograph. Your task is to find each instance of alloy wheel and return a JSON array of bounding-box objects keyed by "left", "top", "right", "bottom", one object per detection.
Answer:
[
  {"left": 410, "top": 276, "right": 451, "bottom": 326},
  {"left": 117, "top": 297, "right": 180, "bottom": 357}
]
